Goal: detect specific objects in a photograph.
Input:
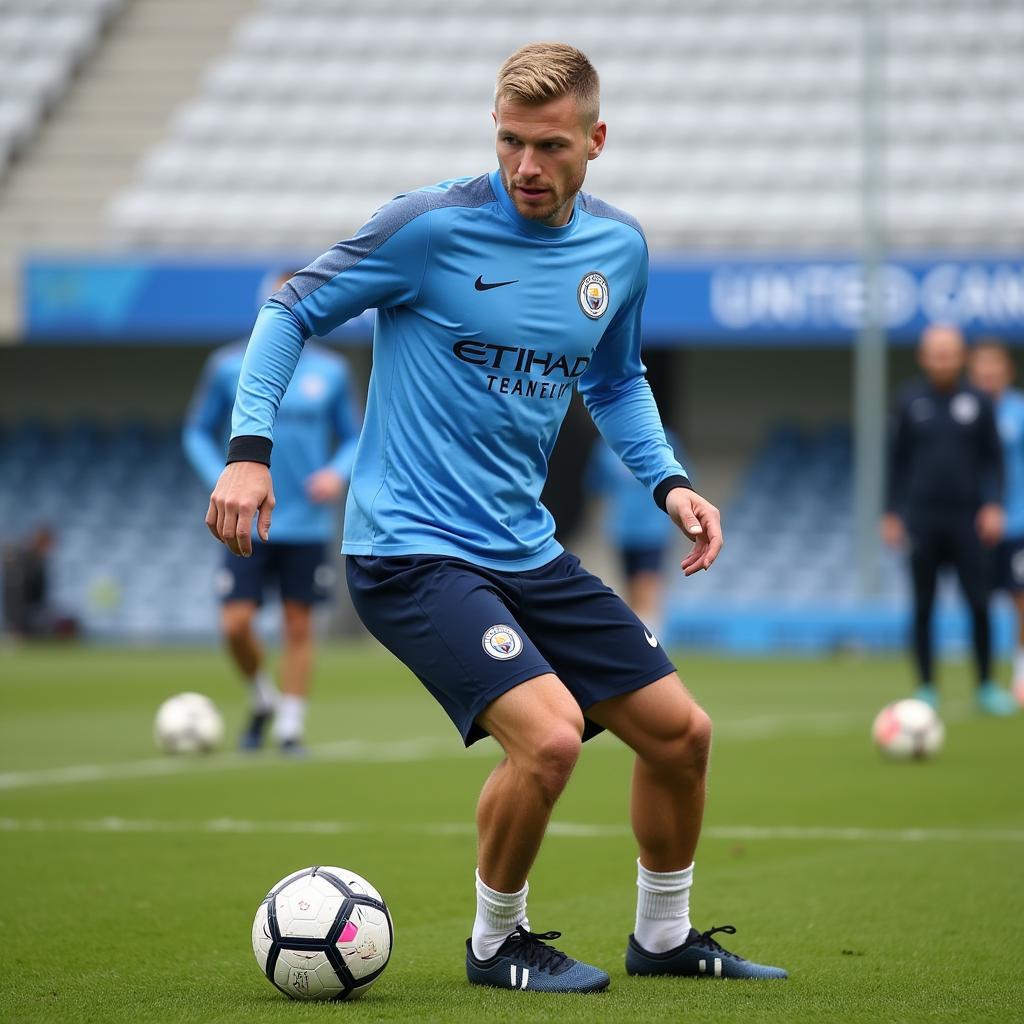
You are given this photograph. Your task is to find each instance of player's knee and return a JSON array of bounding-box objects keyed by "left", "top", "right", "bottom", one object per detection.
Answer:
[
  {"left": 222, "top": 607, "right": 254, "bottom": 643},
  {"left": 283, "top": 607, "right": 313, "bottom": 645},
  {"left": 526, "top": 724, "right": 582, "bottom": 803},
  {"left": 649, "top": 704, "right": 711, "bottom": 778},
  {"left": 686, "top": 705, "right": 713, "bottom": 769}
]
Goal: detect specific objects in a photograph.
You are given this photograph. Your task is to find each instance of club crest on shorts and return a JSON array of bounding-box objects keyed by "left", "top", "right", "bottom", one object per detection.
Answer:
[
  {"left": 482, "top": 624, "right": 523, "bottom": 660},
  {"left": 578, "top": 271, "right": 609, "bottom": 319}
]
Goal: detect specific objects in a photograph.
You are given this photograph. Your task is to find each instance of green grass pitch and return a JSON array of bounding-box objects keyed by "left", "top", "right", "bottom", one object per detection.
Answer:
[{"left": 1, "top": 643, "right": 1022, "bottom": 1023}]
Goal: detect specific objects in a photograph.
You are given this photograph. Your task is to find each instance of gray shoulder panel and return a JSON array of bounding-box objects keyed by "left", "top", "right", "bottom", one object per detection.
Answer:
[
  {"left": 578, "top": 192, "right": 647, "bottom": 244},
  {"left": 275, "top": 174, "right": 496, "bottom": 308}
]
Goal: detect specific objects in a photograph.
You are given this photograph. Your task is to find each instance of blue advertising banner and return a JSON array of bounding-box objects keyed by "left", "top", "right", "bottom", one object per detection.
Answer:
[{"left": 22, "top": 254, "right": 1024, "bottom": 345}]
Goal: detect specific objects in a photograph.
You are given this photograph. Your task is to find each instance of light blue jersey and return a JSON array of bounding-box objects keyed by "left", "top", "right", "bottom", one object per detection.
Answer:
[
  {"left": 185, "top": 341, "right": 360, "bottom": 543},
  {"left": 996, "top": 387, "right": 1024, "bottom": 537},
  {"left": 231, "top": 170, "right": 688, "bottom": 570},
  {"left": 587, "top": 431, "right": 685, "bottom": 550}
]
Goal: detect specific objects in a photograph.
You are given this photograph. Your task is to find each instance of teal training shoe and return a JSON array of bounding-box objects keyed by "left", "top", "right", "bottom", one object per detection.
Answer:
[
  {"left": 626, "top": 925, "right": 788, "bottom": 980},
  {"left": 914, "top": 685, "right": 939, "bottom": 709},
  {"left": 466, "top": 927, "right": 609, "bottom": 993},
  {"left": 976, "top": 681, "right": 1017, "bottom": 716}
]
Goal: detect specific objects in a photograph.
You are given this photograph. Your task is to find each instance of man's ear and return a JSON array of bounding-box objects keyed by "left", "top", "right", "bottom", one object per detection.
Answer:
[{"left": 588, "top": 120, "right": 607, "bottom": 161}]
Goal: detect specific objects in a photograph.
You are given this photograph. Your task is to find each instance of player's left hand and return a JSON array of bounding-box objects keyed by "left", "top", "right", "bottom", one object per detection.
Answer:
[
  {"left": 976, "top": 502, "right": 1004, "bottom": 546},
  {"left": 666, "top": 487, "right": 723, "bottom": 576},
  {"left": 305, "top": 467, "right": 345, "bottom": 504}
]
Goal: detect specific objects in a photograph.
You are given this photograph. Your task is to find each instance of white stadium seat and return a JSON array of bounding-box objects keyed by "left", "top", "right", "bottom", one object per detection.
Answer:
[{"left": 106, "top": 0, "right": 1024, "bottom": 250}]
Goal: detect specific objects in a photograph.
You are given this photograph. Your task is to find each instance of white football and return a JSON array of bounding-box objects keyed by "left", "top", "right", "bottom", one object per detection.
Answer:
[
  {"left": 253, "top": 865, "right": 393, "bottom": 1001},
  {"left": 153, "top": 692, "right": 224, "bottom": 754},
  {"left": 871, "top": 698, "right": 944, "bottom": 759}
]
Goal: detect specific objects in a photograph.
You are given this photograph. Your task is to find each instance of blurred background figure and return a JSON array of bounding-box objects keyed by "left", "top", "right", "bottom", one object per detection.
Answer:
[
  {"left": 183, "top": 271, "right": 362, "bottom": 754},
  {"left": 881, "top": 325, "right": 1014, "bottom": 715},
  {"left": 968, "top": 338, "right": 1024, "bottom": 705},
  {"left": 585, "top": 427, "right": 684, "bottom": 636},
  {"left": 2, "top": 525, "right": 67, "bottom": 639}
]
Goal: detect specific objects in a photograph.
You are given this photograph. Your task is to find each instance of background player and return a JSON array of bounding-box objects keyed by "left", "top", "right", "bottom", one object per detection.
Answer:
[
  {"left": 968, "top": 337, "right": 1024, "bottom": 703},
  {"left": 881, "top": 324, "right": 1015, "bottom": 715},
  {"left": 206, "top": 43, "right": 786, "bottom": 991},
  {"left": 585, "top": 427, "right": 684, "bottom": 634},
  {"left": 184, "top": 271, "right": 361, "bottom": 752}
]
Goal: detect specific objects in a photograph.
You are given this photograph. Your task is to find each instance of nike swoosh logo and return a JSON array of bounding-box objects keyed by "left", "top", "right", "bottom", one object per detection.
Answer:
[
  {"left": 475, "top": 276, "right": 518, "bottom": 291},
  {"left": 644, "top": 630, "right": 659, "bottom": 648}
]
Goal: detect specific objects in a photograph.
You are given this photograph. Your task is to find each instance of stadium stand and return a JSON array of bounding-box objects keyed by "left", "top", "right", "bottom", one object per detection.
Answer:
[
  {"left": 0, "top": 419, "right": 220, "bottom": 640},
  {"left": 0, "top": 415, "right": 980, "bottom": 647},
  {"left": 108, "top": 0, "right": 1024, "bottom": 251},
  {"left": 0, "top": 0, "right": 124, "bottom": 178}
]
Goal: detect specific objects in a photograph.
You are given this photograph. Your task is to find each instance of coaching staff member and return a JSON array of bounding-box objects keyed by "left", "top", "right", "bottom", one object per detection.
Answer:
[{"left": 881, "top": 324, "right": 1016, "bottom": 715}]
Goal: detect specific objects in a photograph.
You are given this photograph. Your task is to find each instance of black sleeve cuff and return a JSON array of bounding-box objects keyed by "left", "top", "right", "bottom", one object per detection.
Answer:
[
  {"left": 654, "top": 474, "right": 692, "bottom": 512},
  {"left": 226, "top": 435, "right": 273, "bottom": 466}
]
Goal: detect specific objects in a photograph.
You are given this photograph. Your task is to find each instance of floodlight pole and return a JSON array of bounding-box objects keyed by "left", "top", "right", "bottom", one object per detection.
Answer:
[{"left": 854, "top": 0, "right": 887, "bottom": 598}]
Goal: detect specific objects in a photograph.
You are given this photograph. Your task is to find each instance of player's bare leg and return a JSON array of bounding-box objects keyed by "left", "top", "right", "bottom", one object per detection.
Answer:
[
  {"left": 475, "top": 673, "right": 584, "bottom": 893},
  {"left": 589, "top": 673, "right": 786, "bottom": 978},
  {"left": 222, "top": 599, "right": 262, "bottom": 677},
  {"left": 222, "top": 599, "right": 276, "bottom": 749},
  {"left": 626, "top": 571, "right": 663, "bottom": 632},
  {"left": 465, "top": 674, "right": 608, "bottom": 992},
  {"left": 589, "top": 673, "right": 709, "bottom": 871},
  {"left": 275, "top": 600, "right": 314, "bottom": 751}
]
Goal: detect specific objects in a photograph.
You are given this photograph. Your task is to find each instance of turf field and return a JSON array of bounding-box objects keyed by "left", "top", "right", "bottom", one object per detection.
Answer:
[{"left": 1, "top": 643, "right": 1021, "bottom": 1023}]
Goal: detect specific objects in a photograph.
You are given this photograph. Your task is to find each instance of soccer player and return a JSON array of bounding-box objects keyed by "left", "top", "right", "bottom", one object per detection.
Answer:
[
  {"left": 184, "top": 271, "right": 361, "bottom": 752},
  {"left": 881, "top": 324, "right": 1015, "bottom": 715},
  {"left": 206, "top": 44, "right": 787, "bottom": 989},
  {"left": 969, "top": 337, "right": 1024, "bottom": 702},
  {"left": 585, "top": 429, "right": 684, "bottom": 635}
]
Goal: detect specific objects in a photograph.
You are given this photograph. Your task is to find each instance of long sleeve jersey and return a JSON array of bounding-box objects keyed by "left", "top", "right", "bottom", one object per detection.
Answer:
[
  {"left": 230, "top": 170, "right": 688, "bottom": 570},
  {"left": 184, "top": 340, "right": 360, "bottom": 543},
  {"left": 994, "top": 387, "right": 1024, "bottom": 537},
  {"left": 885, "top": 378, "right": 1002, "bottom": 518}
]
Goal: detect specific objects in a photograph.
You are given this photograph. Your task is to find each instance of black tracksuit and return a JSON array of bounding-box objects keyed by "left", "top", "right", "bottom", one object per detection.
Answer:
[{"left": 886, "top": 379, "right": 1003, "bottom": 686}]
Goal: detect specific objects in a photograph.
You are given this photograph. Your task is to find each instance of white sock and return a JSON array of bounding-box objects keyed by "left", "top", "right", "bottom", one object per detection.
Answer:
[
  {"left": 1014, "top": 648, "right": 1024, "bottom": 682},
  {"left": 273, "top": 694, "right": 307, "bottom": 742},
  {"left": 471, "top": 869, "right": 530, "bottom": 960},
  {"left": 634, "top": 859, "right": 694, "bottom": 954},
  {"left": 249, "top": 670, "right": 277, "bottom": 713}
]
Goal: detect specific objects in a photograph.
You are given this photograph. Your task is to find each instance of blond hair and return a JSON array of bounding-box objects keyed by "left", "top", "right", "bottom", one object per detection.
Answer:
[{"left": 495, "top": 43, "right": 600, "bottom": 125}]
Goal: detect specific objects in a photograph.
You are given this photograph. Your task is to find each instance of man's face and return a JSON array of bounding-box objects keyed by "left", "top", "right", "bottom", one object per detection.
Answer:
[
  {"left": 494, "top": 95, "right": 606, "bottom": 227},
  {"left": 918, "top": 326, "right": 966, "bottom": 390},
  {"left": 969, "top": 346, "right": 1013, "bottom": 397}
]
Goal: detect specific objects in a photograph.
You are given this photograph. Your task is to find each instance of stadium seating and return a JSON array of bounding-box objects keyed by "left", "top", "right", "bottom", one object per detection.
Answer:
[
  {"left": 107, "top": 0, "right": 1024, "bottom": 251},
  {"left": 0, "top": 416, "right": 1011, "bottom": 649},
  {"left": 0, "top": 0, "right": 124, "bottom": 177},
  {"left": 0, "top": 419, "right": 221, "bottom": 640}
]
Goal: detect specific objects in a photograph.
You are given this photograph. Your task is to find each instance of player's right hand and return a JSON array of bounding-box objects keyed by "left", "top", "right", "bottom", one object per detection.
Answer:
[
  {"left": 206, "top": 462, "right": 275, "bottom": 558},
  {"left": 879, "top": 512, "right": 905, "bottom": 549}
]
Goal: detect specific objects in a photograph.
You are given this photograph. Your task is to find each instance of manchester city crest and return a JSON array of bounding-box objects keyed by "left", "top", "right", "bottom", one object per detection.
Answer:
[
  {"left": 578, "top": 271, "right": 609, "bottom": 319},
  {"left": 482, "top": 624, "right": 523, "bottom": 660}
]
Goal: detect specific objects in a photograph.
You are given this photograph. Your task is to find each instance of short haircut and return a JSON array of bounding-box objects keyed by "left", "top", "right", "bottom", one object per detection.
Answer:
[
  {"left": 972, "top": 335, "right": 1010, "bottom": 357},
  {"left": 495, "top": 42, "right": 600, "bottom": 126}
]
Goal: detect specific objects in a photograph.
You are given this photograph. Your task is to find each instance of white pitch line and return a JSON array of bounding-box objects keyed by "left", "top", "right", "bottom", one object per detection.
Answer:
[
  {"left": 0, "top": 736, "right": 485, "bottom": 792},
  {"left": 0, "top": 817, "right": 1021, "bottom": 843}
]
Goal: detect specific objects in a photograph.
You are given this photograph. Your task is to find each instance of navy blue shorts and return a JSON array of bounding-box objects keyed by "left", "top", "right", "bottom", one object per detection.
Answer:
[
  {"left": 217, "top": 542, "right": 334, "bottom": 606},
  {"left": 620, "top": 546, "right": 665, "bottom": 578},
  {"left": 992, "top": 536, "right": 1024, "bottom": 593},
  {"left": 346, "top": 551, "right": 676, "bottom": 746}
]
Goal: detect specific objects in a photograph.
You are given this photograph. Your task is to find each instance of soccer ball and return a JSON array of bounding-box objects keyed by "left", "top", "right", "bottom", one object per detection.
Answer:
[
  {"left": 871, "top": 698, "right": 944, "bottom": 759},
  {"left": 252, "top": 865, "right": 393, "bottom": 1001},
  {"left": 153, "top": 692, "right": 224, "bottom": 754}
]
